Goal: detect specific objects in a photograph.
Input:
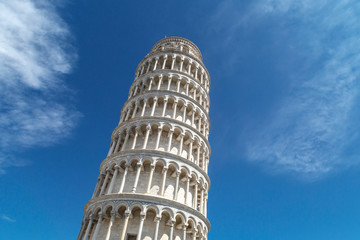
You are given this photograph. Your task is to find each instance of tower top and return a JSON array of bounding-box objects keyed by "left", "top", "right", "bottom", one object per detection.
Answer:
[{"left": 150, "top": 36, "right": 203, "bottom": 61}]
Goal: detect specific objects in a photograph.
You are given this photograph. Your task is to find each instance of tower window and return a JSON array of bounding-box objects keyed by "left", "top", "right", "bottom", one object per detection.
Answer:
[{"left": 127, "top": 234, "right": 137, "bottom": 240}]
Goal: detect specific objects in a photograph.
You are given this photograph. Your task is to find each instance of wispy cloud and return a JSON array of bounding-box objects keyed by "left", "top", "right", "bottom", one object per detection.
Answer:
[
  {"left": 1, "top": 214, "right": 16, "bottom": 223},
  {"left": 212, "top": 0, "right": 360, "bottom": 179},
  {"left": 0, "top": 0, "right": 80, "bottom": 174}
]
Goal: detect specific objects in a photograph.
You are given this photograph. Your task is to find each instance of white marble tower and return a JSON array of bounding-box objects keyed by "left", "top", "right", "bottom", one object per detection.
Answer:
[{"left": 77, "top": 36, "right": 211, "bottom": 240}]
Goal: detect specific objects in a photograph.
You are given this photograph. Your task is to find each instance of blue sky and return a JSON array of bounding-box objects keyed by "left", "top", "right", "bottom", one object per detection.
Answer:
[{"left": 1, "top": 0, "right": 360, "bottom": 239}]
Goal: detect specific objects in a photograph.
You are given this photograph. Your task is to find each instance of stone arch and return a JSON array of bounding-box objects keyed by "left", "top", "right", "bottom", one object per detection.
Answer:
[
  {"left": 174, "top": 211, "right": 187, "bottom": 224},
  {"left": 190, "top": 171, "right": 199, "bottom": 182},
  {"left": 198, "top": 177, "right": 205, "bottom": 188},
  {"left": 167, "top": 161, "right": 180, "bottom": 172},
  {"left": 160, "top": 207, "right": 175, "bottom": 220},
  {"left": 187, "top": 217, "right": 197, "bottom": 229},
  {"left": 92, "top": 205, "right": 102, "bottom": 217},
  {"left": 142, "top": 157, "right": 153, "bottom": 167},
  {"left": 197, "top": 223, "right": 204, "bottom": 237},
  {"left": 129, "top": 202, "right": 145, "bottom": 213},
  {"left": 128, "top": 156, "right": 142, "bottom": 166},
  {"left": 115, "top": 202, "right": 129, "bottom": 213},
  {"left": 108, "top": 161, "right": 117, "bottom": 170},
  {"left": 155, "top": 158, "right": 167, "bottom": 168},
  {"left": 103, "top": 202, "right": 114, "bottom": 215},
  {"left": 145, "top": 204, "right": 160, "bottom": 216},
  {"left": 180, "top": 165, "right": 191, "bottom": 177}
]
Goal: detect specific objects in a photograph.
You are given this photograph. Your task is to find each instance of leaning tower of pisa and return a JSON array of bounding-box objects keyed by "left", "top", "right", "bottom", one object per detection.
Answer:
[{"left": 77, "top": 37, "right": 211, "bottom": 240}]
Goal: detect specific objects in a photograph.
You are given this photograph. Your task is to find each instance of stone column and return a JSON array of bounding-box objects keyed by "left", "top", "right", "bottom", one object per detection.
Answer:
[
  {"left": 188, "top": 61, "right": 192, "bottom": 75},
  {"left": 193, "top": 181, "right": 198, "bottom": 209},
  {"left": 121, "top": 131, "right": 130, "bottom": 151},
  {"left": 169, "top": 220, "right": 175, "bottom": 240},
  {"left": 155, "top": 126, "right": 163, "bottom": 150},
  {"left": 105, "top": 211, "right": 115, "bottom": 240},
  {"left": 200, "top": 187, "right": 204, "bottom": 214},
  {"left": 196, "top": 145, "right": 200, "bottom": 165},
  {"left": 162, "top": 98, "right": 168, "bottom": 117},
  {"left": 146, "top": 164, "right": 155, "bottom": 193},
  {"left": 191, "top": 110, "right": 195, "bottom": 127},
  {"left": 142, "top": 124, "right": 151, "bottom": 149},
  {"left": 186, "top": 82, "right": 189, "bottom": 95},
  {"left": 131, "top": 127, "right": 139, "bottom": 149},
  {"left": 148, "top": 77, "right": 154, "bottom": 91},
  {"left": 180, "top": 57, "right": 184, "bottom": 72},
  {"left": 162, "top": 55, "right": 168, "bottom": 69},
  {"left": 91, "top": 213, "right": 103, "bottom": 240},
  {"left": 202, "top": 152, "right": 206, "bottom": 171},
  {"left": 134, "top": 213, "right": 145, "bottom": 240},
  {"left": 199, "top": 233, "right": 204, "bottom": 240},
  {"left": 107, "top": 141, "right": 115, "bottom": 157},
  {"left": 133, "top": 85, "right": 139, "bottom": 96},
  {"left": 167, "top": 76, "right": 172, "bottom": 91},
  {"left": 82, "top": 215, "right": 93, "bottom": 240},
  {"left": 195, "top": 65, "right": 199, "bottom": 80},
  {"left": 151, "top": 97, "right": 158, "bottom": 116},
  {"left": 185, "top": 176, "right": 190, "bottom": 206},
  {"left": 158, "top": 75, "right": 163, "bottom": 90},
  {"left": 173, "top": 171, "right": 180, "bottom": 200},
  {"left": 167, "top": 130, "right": 174, "bottom": 152},
  {"left": 78, "top": 219, "right": 86, "bottom": 240},
  {"left": 146, "top": 60, "right": 151, "bottom": 73},
  {"left": 172, "top": 101, "right": 178, "bottom": 119},
  {"left": 99, "top": 170, "right": 110, "bottom": 196},
  {"left": 160, "top": 167, "right": 168, "bottom": 196},
  {"left": 120, "top": 211, "right": 131, "bottom": 240},
  {"left": 141, "top": 100, "right": 147, "bottom": 116},
  {"left": 153, "top": 216, "right": 161, "bottom": 240},
  {"left": 192, "top": 230, "right": 198, "bottom": 240},
  {"left": 125, "top": 108, "right": 131, "bottom": 121},
  {"left": 176, "top": 80, "right": 181, "bottom": 92},
  {"left": 132, "top": 162, "right": 142, "bottom": 193},
  {"left": 119, "top": 111, "right": 125, "bottom": 124},
  {"left": 118, "top": 165, "right": 129, "bottom": 193},
  {"left": 178, "top": 134, "right": 184, "bottom": 156},
  {"left": 132, "top": 102, "right": 138, "bottom": 118},
  {"left": 171, "top": 55, "right": 176, "bottom": 70},
  {"left": 204, "top": 195, "right": 208, "bottom": 217},
  {"left": 92, "top": 174, "right": 104, "bottom": 198},
  {"left": 114, "top": 134, "right": 122, "bottom": 153},
  {"left": 153, "top": 57, "right": 159, "bottom": 71},
  {"left": 183, "top": 224, "right": 188, "bottom": 240},
  {"left": 107, "top": 165, "right": 119, "bottom": 194},
  {"left": 188, "top": 139, "right": 193, "bottom": 161},
  {"left": 182, "top": 104, "right": 187, "bottom": 122}
]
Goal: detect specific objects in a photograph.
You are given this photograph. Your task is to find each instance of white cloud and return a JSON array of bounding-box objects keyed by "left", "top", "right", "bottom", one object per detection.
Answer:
[
  {"left": 211, "top": 0, "right": 360, "bottom": 179},
  {"left": 244, "top": 0, "right": 360, "bottom": 179},
  {"left": 0, "top": 0, "right": 79, "bottom": 173},
  {"left": 1, "top": 214, "right": 16, "bottom": 223}
]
